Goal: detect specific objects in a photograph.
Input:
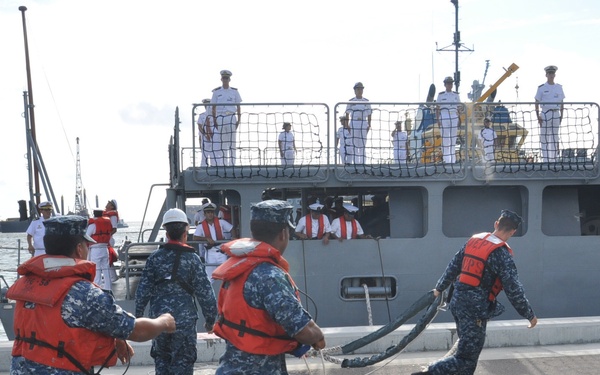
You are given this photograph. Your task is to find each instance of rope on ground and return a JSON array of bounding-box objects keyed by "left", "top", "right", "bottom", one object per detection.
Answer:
[
  {"left": 340, "top": 292, "right": 444, "bottom": 368},
  {"left": 305, "top": 290, "right": 445, "bottom": 369}
]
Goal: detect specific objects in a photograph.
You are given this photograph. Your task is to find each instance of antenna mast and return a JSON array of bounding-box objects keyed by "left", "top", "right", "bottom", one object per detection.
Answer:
[
  {"left": 436, "top": 0, "right": 474, "bottom": 93},
  {"left": 73, "top": 137, "right": 87, "bottom": 216}
]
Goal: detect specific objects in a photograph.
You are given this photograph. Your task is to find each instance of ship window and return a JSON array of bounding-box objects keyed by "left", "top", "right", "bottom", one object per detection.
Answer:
[
  {"left": 543, "top": 186, "right": 600, "bottom": 236},
  {"left": 442, "top": 186, "right": 526, "bottom": 238}
]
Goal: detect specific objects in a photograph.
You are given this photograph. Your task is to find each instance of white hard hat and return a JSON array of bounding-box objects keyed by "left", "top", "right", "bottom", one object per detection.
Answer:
[{"left": 162, "top": 208, "right": 189, "bottom": 225}]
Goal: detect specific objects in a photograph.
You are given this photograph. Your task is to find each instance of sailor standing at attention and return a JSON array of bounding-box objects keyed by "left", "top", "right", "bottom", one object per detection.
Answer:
[
  {"left": 198, "top": 98, "right": 218, "bottom": 167},
  {"left": 336, "top": 115, "right": 353, "bottom": 164},
  {"left": 278, "top": 122, "right": 296, "bottom": 166},
  {"left": 211, "top": 69, "right": 242, "bottom": 167},
  {"left": 87, "top": 208, "right": 114, "bottom": 291},
  {"left": 535, "top": 65, "right": 565, "bottom": 163},
  {"left": 345, "top": 82, "right": 372, "bottom": 164},
  {"left": 26, "top": 201, "right": 53, "bottom": 257},
  {"left": 436, "top": 76, "right": 462, "bottom": 164}
]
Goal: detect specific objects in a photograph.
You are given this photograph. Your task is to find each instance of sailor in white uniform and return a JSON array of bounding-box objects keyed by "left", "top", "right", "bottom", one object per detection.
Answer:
[
  {"left": 478, "top": 117, "right": 497, "bottom": 162},
  {"left": 26, "top": 201, "right": 53, "bottom": 257},
  {"left": 345, "top": 82, "right": 372, "bottom": 164},
  {"left": 391, "top": 120, "right": 409, "bottom": 164},
  {"left": 278, "top": 122, "right": 296, "bottom": 166},
  {"left": 436, "top": 76, "right": 462, "bottom": 164},
  {"left": 336, "top": 115, "right": 353, "bottom": 164},
  {"left": 211, "top": 70, "right": 242, "bottom": 167},
  {"left": 197, "top": 98, "right": 219, "bottom": 167},
  {"left": 535, "top": 65, "right": 565, "bottom": 163}
]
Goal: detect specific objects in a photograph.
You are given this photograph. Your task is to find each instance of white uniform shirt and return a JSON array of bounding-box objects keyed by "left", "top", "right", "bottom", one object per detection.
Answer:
[
  {"left": 109, "top": 215, "right": 118, "bottom": 229},
  {"left": 436, "top": 91, "right": 461, "bottom": 117},
  {"left": 535, "top": 83, "right": 565, "bottom": 110},
  {"left": 295, "top": 214, "right": 332, "bottom": 238},
  {"left": 194, "top": 219, "right": 234, "bottom": 240},
  {"left": 345, "top": 97, "right": 372, "bottom": 120},
  {"left": 211, "top": 87, "right": 242, "bottom": 114},
  {"left": 336, "top": 127, "right": 352, "bottom": 146},
  {"left": 330, "top": 217, "right": 365, "bottom": 239},
  {"left": 478, "top": 127, "right": 497, "bottom": 148},
  {"left": 26, "top": 217, "right": 46, "bottom": 251},
  {"left": 197, "top": 110, "right": 214, "bottom": 139},
  {"left": 278, "top": 131, "right": 295, "bottom": 150},
  {"left": 392, "top": 131, "right": 408, "bottom": 150}
]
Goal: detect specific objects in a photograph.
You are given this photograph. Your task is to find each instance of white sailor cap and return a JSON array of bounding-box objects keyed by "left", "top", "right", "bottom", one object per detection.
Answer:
[
  {"left": 39, "top": 201, "right": 53, "bottom": 209},
  {"left": 353, "top": 82, "right": 364, "bottom": 89},
  {"left": 202, "top": 98, "right": 211, "bottom": 104},
  {"left": 309, "top": 203, "right": 324, "bottom": 211},
  {"left": 203, "top": 203, "right": 217, "bottom": 211},
  {"left": 484, "top": 116, "right": 492, "bottom": 122},
  {"left": 343, "top": 204, "right": 359, "bottom": 213},
  {"left": 443, "top": 76, "right": 454, "bottom": 83},
  {"left": 220, "top": 70, "right": 232, "bottom": 77},
  {"left": 544, "top": 65, "right": 558, "bottom": 73}
]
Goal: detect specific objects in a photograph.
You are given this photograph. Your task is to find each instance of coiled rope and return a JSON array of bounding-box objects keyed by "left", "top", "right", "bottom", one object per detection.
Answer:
[{"left": 305, "top": 290, "right": 446, "bottom": 368}]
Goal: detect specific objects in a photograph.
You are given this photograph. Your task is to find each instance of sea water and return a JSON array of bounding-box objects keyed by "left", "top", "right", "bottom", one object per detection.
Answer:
[{"left": 0, "top": 221, "right": 150, "bottom": 340}]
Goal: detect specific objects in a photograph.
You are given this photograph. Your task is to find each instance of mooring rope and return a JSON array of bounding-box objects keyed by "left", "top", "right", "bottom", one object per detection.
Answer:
[
  {"left": 363, "top": 283, "right": 373, "bottom": 326},
  {"left": 305, "top": 290, "right": 445, "bottom": 368}
]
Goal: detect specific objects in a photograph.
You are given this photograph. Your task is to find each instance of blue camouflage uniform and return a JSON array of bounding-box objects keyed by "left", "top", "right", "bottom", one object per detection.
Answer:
[
  {"left": 215, "top": 261, "right": 313, "bottom": 374},
  {"left": 135, "top": 241, "right": 217, "bottom": 375},
  {"left": 11, "top": 281, "right": 135, "bottom": 375},
  {"left": 215, "top": 200, "right": 313, "bottom": 374},
  {"left": 427, "top": 235, "right": 535, "bottom": 375}
]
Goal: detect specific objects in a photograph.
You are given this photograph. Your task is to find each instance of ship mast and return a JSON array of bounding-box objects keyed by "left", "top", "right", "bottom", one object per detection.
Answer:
[
  {"left": 19, "top": 6, "right": 41, "bottom": 207},
  {"left": 73, "top": 137, "right": 88, "bottom": 217},
  {"left": 436, "top": 0, "right": 474, "bottom": 93}
]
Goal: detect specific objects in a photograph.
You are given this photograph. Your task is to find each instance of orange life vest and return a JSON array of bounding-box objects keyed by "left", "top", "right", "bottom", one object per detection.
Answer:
[
  {"left": 7, "top": 255, "right": 117, "bottom": 372},
  {"left": 201, "top": 219, "right": 224, "bottom": 240},
  {"left": 305, "top": 214, "right": 325, "bottom": 239},
  {"left": 103, "top": 209, "right": 119, "bottom": 222},
  {"left": 89, "top": 216, "right": 113, "bottom": 244},
  {"left": 219, "top": 205, "right": 232, "bottom": 223},
  {"left": 339, "top": 217, "right": 358, "bottom": 239},
  {"left": 458, "top": 232, "right": 514, "bottom": 301},
  {"left": 212, "top": 239, "right": 301, "bottom": 355}
]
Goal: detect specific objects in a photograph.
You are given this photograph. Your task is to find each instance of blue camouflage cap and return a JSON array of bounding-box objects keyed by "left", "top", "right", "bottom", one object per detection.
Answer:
[
  {"left": 500, "top": 210, "right": 522, "bottom": 227},
  {"left": 43, "top": 215, "right": 96, "bottom": 243},
  {"left": 251, "top": 199, "right": 295, "bottom": 229}
]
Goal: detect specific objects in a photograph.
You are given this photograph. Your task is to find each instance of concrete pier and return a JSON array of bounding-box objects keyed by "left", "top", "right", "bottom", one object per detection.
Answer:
[{"left": 2, "top": 316, "right": 600, "bottom": 373}]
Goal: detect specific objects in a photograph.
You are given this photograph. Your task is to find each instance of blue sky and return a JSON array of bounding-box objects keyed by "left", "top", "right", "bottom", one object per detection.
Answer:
[{"left": 0, "top": 0, "right": 599, "bottom": 219}]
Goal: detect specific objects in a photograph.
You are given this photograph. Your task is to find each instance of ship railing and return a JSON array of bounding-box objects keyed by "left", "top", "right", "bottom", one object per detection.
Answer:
[
  {"left": 470, "top": 102, "right": 599, "bottom": 180},
  {"left": 181, "top": 101, "right": 598, "bottom": 182}
]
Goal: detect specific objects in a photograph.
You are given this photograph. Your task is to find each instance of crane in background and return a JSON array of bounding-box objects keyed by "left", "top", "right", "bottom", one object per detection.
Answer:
[{"left": 68, "top": 137, "right": 89, "bottom": 217}]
